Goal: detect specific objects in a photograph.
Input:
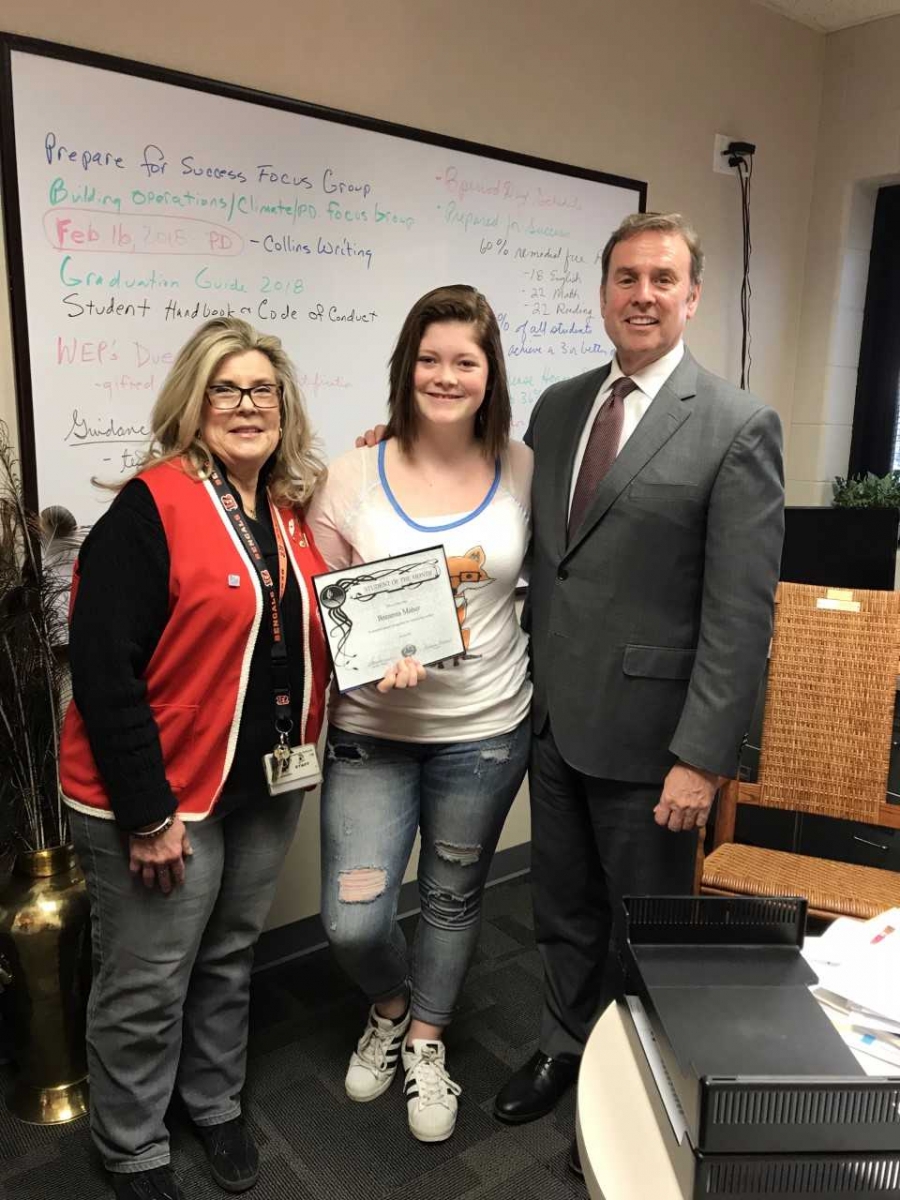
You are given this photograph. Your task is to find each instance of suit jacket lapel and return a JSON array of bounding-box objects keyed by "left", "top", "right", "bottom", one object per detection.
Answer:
[{"left": 563, "top": 349, "right": 699, "bottom": 560}]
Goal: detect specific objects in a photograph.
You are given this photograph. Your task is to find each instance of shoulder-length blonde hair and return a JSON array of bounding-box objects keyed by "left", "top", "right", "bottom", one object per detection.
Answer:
[{"left": 111, "top": 318, "right": 324, "bottom": 507}]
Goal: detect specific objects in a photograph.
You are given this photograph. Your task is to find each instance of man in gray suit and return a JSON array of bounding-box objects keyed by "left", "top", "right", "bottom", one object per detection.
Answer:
[{"left": 494, "top": 212, "right": 784, "bottom": 1137}]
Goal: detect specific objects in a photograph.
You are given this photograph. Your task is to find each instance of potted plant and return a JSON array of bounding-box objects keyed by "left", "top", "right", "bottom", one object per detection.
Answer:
[
  {"left": 0, "top": 420, "right": 91, "bottom": 1124},
  {"left": 832, "top": 470, "right": 900, "bottom": 511},
  {"left": 832, "top": 471, "right": 900, "bottom": 590}
]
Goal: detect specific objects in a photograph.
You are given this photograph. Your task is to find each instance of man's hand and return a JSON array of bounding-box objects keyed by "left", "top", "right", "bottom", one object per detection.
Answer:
[
  {"left": 653, "top": 762, "right": 721, "bottom": 832},
  {"left": 377, "top": 657, "right": 426, "bottom": 693},
  {"left": 129, "top": 816, "right": 193, "bottom": 893},
  {"left": 354, "top": 424, "right": 388, "bottom": 449}
]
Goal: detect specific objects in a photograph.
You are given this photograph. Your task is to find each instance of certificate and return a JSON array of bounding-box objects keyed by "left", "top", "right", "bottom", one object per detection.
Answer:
[{"left": 312, "top": 546, "right": 466, "bottom": 692}]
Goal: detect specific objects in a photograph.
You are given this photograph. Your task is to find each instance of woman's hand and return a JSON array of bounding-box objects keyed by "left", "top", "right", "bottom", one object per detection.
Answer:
[
  {"left": 377, "top": 657, "right": 426, "bottom": 693},
  {"left": 128, "top": 817, "right": 193, "bottom": 894},
  {"left": 354, "top": 424, "right": 387, "bottom": 448}
]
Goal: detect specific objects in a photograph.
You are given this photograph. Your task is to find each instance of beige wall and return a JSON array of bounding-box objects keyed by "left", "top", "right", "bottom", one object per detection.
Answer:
[
  {"left": 0, "top": 0, "right": 825, "bottom": 928},
  {"left": 788, "top": 15, "right": 900, "bottom": 506}
]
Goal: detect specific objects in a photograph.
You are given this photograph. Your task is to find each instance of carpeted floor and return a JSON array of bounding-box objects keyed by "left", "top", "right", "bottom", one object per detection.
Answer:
[{"left": 0, "top": 876, "right": 587, "bottom": 1199}]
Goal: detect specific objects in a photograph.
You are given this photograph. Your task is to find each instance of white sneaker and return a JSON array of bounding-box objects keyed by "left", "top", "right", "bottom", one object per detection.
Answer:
[
  {"left": 401, "top": 1039, "right": 462, "bottom": 1142},
  {"left": 344, "top": 1004, "right": 411, "bottom": 1102}
]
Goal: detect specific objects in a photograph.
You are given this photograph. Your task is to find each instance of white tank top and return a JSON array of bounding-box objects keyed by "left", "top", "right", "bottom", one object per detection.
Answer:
[{"left": 306, "top": 440, "right": 532, "bottom": 742}]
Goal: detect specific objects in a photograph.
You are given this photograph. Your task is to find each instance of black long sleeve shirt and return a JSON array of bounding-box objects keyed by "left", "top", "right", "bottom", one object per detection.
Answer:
[{"left": 68, "top": 475, "right": 306, "bottom": 830}]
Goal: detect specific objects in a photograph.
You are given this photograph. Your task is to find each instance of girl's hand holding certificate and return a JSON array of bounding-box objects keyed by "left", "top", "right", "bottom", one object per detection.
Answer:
[{"left": 377, "top": 657, "right": 426, "bottom": 693}]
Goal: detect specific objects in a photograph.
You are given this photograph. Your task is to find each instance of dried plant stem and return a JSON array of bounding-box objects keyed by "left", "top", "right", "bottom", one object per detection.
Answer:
[{"left": 0, "top": 421, "right": 78, "bottom": 852}]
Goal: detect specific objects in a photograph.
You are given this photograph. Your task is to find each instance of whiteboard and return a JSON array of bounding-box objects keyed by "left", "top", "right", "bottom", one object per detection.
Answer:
[{"left": 1, "top": 39, "right": 645, "bottom": 526}]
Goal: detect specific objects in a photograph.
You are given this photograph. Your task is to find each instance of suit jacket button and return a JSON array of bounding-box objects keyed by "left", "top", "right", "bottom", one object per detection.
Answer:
[{"left": 557, "top": 569, "right": 568, "bottom": 582}]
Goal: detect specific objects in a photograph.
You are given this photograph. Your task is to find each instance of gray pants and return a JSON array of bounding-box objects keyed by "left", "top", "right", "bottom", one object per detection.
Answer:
[
  {"left": 70, "top": 794, "right": 303, "bottom": 1174},
  {"left": 529, "top": 724, "right": 697, "bottom": 1059}
]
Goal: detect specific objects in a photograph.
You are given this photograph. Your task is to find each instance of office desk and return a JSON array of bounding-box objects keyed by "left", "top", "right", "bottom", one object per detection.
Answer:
[{"left": 575, "top": 1001, "right": 683, "bottom": 1200}]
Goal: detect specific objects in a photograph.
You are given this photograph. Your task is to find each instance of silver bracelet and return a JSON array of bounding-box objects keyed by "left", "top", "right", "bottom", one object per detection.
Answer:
[{"left": 130, "top": 814, "right": 175, "bottom": 840}]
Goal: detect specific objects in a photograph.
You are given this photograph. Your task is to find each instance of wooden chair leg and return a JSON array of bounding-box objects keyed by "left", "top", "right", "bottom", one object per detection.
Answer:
[
  {"left": 693, "top": 823, "right": 707, "bottom": 894},
  {"left": 712, "top": 780, "right": 739, "bottom": 850}
]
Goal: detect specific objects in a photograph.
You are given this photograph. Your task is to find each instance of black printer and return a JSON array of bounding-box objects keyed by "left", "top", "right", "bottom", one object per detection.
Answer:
[{"left": 621, "top": 895, "right": 900, "bottom": 1199}]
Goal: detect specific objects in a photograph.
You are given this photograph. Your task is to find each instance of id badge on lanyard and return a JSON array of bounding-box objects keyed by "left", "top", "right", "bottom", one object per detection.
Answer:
[
  {"left": 263, "top": 744, "right": 321, "bottom": 794},
  {"left": 209, "top": 467, "right": 322, "bottom": 794}
]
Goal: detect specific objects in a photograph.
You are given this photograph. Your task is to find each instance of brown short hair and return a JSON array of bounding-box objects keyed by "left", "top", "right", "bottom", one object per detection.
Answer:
[
  {"left": 386, "top": 285, "right": 511, "bottom": 459},
  {"left": 600, "top": 212, "right": 705, "bottom": 287}
]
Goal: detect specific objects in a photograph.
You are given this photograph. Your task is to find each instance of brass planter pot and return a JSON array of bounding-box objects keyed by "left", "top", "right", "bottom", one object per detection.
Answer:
[{"left": 0, "top": 844, "right": 91, "bottom": 1123}]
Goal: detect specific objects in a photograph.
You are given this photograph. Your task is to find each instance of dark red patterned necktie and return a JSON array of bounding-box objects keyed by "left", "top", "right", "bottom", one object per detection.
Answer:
[{"left": 568, "top": 376, "right": 637, "bottom": 537}]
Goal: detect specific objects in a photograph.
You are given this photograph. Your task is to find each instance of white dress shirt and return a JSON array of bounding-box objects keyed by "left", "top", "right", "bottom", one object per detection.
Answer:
[{"left": 567, "top": 340, "right": 685, "bottom": 517}]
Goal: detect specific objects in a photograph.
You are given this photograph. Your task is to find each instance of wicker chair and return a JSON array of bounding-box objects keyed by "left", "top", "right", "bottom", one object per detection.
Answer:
[{"left": 700, "top": 582, "right": 900, "bottom": 921}]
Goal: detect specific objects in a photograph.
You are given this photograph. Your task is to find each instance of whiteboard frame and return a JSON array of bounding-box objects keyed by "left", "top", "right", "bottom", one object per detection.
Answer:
[{"left": 0, "top": 32, "right": 646, "bottom": 509}]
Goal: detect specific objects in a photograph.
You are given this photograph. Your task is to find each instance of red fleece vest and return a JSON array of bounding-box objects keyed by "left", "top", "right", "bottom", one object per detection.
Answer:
[{"left": 60, "top": 460, "right": 329, "bottom": 820}]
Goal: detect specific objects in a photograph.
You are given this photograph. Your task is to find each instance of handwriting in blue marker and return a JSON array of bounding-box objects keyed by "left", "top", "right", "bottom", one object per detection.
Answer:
[
  {"left": 140, "top": 145, "right": 168, "bottom": 178},
  {"left": 44, "top": 131, "right": 124, "bottom": 172}
]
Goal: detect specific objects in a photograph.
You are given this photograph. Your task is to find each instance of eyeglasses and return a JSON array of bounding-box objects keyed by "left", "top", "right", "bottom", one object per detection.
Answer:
[{"left": 206, "top": 383, "right": 282, "bottom": 410}]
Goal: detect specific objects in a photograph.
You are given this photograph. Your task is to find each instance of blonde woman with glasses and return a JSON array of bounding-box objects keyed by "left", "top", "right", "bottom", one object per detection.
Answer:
[{"left": 60, "top": 318, "right": 330, "bottom": 1200}]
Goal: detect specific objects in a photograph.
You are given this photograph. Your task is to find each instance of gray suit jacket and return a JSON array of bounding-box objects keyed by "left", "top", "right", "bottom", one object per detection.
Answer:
[{"left": 524, "top": 348, "right": 784, "bottom": 783}]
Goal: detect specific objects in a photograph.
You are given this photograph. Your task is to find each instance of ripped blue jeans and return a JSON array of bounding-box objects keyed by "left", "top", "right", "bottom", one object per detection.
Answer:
[{"left": 320, "top": 718, "right": 529, "bottom": 1026}]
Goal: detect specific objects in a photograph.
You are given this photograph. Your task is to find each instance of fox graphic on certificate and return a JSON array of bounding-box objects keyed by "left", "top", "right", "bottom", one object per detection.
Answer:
[{"left": 313, "top": 546, "right": 465, "bottom": 692}]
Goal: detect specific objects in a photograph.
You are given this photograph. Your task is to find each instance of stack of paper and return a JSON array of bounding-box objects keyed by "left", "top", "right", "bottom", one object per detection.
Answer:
[{"left": 802, "top": 908, "right": 900, "bottom": 1071}]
